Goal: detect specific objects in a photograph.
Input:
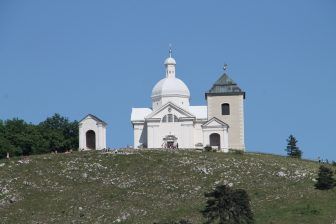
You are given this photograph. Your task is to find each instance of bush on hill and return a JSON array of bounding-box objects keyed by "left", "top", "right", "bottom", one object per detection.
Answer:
[
  {"left": 315, "top": 165, "right": 335, "bottom": 190},
  {"left": 154, "top": 219, "right": 193, "bottom": 224},
  {"left": 202, "top": 185, "right": 254, "bottom": 224}
]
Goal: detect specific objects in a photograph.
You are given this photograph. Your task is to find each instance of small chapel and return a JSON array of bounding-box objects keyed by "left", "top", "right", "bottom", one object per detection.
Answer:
[{"left": 131, "top": 49, "right": 246, "bottom": 152}]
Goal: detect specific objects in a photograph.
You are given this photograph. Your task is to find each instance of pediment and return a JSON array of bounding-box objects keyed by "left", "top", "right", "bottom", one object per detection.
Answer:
[
  {"left": 146, "top": 102, "right": 195, "bottom": 120},
  {"left": 79, "top": 114, "right": 107, "bottom": 126},
  {"left": 202, "top": 117, "right": 228, "bottom": 128}
]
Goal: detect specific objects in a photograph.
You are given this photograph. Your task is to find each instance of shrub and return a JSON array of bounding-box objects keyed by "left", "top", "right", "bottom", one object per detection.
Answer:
[
  {"left": 204, "top": 145, "right": 213, "bottom": 152},
  {"left": 202, "top": 185, "right": 254, "bottom": 224},
  {"left": 229, "top": 149, "right": 244, "bottom": 155},
  {"left": 315, "top": 165, "right": 335, "bottom": 190},
  {"left": 154, "top": 219, "right": 192, "bottom": 224}
]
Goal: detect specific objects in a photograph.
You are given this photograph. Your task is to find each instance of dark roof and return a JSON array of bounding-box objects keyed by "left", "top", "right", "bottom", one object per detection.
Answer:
[
  {"left": 206, "top": 73, "right": 245, "bottom": 99},
  {"left": 79, "top": 114, "right": 107, "bottom": 125}
]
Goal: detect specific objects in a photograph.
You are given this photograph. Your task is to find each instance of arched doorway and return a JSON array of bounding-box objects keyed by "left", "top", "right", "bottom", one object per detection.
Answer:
[
  {"left": 210, "top": 133, "right": 221, "bottom": 149},
  {"left": 86, "top": 130, "right": 96, "bottom": 150}
]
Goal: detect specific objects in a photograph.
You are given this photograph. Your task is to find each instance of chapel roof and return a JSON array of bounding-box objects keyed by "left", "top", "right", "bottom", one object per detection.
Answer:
[
  {"left": 79, "top": 114, "right": 107, "bottom": 126},
  {"left": 131, "top": 108, "right": 152, "bottom": 122}
]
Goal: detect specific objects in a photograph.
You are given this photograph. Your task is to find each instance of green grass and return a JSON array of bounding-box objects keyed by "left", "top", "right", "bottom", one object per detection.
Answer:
[{"left": 0, "top": 150, "right": 335, "bottom": 223}]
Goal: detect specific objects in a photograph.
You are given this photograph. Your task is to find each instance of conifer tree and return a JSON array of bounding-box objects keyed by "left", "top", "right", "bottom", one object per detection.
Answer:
[
  {"left": 285, "top": 135, "right": 302, "bottom": 159},
  {"left": 202, "top": 185, "right": 254, "bottom": 224},
  {"left": 315, "top": 165, "right": 335, "bottom": 190}
]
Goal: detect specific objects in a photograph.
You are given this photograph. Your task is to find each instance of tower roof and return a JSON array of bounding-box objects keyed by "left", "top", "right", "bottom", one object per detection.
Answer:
[{"left": 206, "top": 72, "right": 245, "bottom": 99}]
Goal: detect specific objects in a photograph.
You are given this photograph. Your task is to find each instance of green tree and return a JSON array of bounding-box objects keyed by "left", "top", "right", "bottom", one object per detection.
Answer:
[
  {"left": 285, "top": 135, "right": 302, "bottom": 159},
  {"left": 39, "top": 113, "right": 78, "bottom": 152},
  {"left": 3, "top": 118, "right": 30, "bottom": 156},
  {"left": 0, "top": 134, "right": 16, "bottom": 159},
  {"left": 0, "top": 114, "right": 79, "bottom": 158},
  {"left": 315, "top": 165, "right": 335, "bottom": 190},
  {"left": 202, "top": 185, "right": 254, "bottom": 224}
]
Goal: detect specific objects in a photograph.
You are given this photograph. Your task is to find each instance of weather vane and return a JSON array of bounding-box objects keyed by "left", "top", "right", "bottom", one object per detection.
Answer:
[{"left": 223, "top": 63, "right": 228, "bottom": 71}]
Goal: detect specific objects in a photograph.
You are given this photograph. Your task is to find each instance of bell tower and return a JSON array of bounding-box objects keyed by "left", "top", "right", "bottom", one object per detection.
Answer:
[{"left": 205, "top": 64, "right": 245, "bottom": 150}]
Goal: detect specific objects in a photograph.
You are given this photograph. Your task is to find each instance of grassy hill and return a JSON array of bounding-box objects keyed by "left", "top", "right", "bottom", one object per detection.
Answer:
[{"left": 0, "top": 150, "right": 335, "bottom": 223}]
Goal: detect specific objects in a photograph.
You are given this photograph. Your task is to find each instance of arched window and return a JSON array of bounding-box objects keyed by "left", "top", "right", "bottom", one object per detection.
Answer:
[
  {"left": 168, "top": 114, "right": 173, "bottom": 122},
  {"left": 162, "top": 114, "right": 179, "bottom": 123},
  {"left": 221, "top": 103, "right": 230, "bottom": 115}
]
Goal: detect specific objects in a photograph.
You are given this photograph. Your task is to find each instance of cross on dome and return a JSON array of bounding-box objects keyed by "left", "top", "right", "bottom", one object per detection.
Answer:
[{"left": 169, "top": 44, "right": 172, "bottom": 58}]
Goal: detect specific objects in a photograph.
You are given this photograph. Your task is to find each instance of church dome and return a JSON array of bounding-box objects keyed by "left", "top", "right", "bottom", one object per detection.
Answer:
[
  {"left": 164, "top": 57, "right": 176, "bottom": 65},
  {"left": 151, "top": 77, "right": 190, "bottom": 98}
]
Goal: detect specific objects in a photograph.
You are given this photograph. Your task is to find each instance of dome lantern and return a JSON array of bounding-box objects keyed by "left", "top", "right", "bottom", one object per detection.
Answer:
[
  {"left": 164, "top": 46, "right": 176, "bottom": 78},
  {"left": 151, "top": 47, "right": 190, "bottom": 110}
]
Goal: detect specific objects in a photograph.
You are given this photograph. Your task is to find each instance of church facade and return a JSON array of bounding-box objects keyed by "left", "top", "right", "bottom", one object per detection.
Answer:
[{"left": 131, "top": 51, "right": 245, "bottom": 152}]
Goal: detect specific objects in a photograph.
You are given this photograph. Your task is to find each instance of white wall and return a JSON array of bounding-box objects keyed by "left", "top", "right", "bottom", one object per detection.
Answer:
[
  {"left": 193, "top": 122, "right": 205, "bottom": 148},
  {"left": 133, "top": 123, "right": 147, "bottom": 148}
]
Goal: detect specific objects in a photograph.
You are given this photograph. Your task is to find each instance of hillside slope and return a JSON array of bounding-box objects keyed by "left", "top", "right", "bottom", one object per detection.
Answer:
[{"left": 0, "top": 150, "right": 335, "bottom": 223}]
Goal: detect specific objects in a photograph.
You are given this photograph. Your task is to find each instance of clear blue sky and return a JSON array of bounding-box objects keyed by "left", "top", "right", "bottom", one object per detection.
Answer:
[{"left": 1, "top": 1, "right": 335, "bottom": 160}]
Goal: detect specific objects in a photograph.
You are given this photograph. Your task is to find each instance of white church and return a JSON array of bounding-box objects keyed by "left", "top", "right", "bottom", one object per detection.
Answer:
[
  {"left": 78, "top": 49, "right": 245, "bottom": 152},
  {"left": 131, "top": 49, "right": 246, "bottom": 152}
]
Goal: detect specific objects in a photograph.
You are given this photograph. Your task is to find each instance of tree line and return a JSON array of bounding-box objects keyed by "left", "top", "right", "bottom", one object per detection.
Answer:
[{"left": 0, "top": 113, "right": 78, "bottom": 159}]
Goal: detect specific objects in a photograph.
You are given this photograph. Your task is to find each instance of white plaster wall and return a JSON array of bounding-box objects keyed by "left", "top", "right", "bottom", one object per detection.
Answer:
[
  {"left": 133, "top": 123, "right": 147, "bottom": 148},
  {"left": 180, "top": 121, "right": 193, "bottom": 148},
  {"left": 193, "top": 122, "right": 205, "bottom": 148},
  {"left": 147, "top": 123, "right": 159, "bottom": 148},
  {"left": 79, "top": 117, "right": 106, "bottom": 150}
]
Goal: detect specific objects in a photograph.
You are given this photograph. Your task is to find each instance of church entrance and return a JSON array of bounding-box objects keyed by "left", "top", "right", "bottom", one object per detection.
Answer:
[
  {"left": 209, "top": 133, "right": 220, "bottom": 149},
  {"left": 163, "top": 135, "right": 178, "bottom": 149},
  {"left": 86, "top": 130, "right": 96, "bottom": 150},
  {"left": 167, "top": 141, "right": 174, "bottom": 148}
]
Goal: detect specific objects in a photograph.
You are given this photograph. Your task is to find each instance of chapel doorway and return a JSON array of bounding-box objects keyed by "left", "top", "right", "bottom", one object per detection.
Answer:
[
  {"left": 167, "top": 141, "right": 174, "bottom": 148},
  {"left": 86, "top": 130, "right": 96, "bottom": 150},
  {"left": 163, "top": 135, "right": 178, "bottom": 149},
  {"left": 209, "top": 133, "right": 221, "bottom": 149}
]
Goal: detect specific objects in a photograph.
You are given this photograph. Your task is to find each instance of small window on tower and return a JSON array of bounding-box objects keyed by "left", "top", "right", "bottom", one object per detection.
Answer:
[
  {"left": 221, "top": 103, "right": 230, "bottom": 115},
  {"left": 162, "top": 115, "right": 167, "bottom": 122},
  {"left": 174, "top": 115, "right": 179, "bottom": 122}
]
